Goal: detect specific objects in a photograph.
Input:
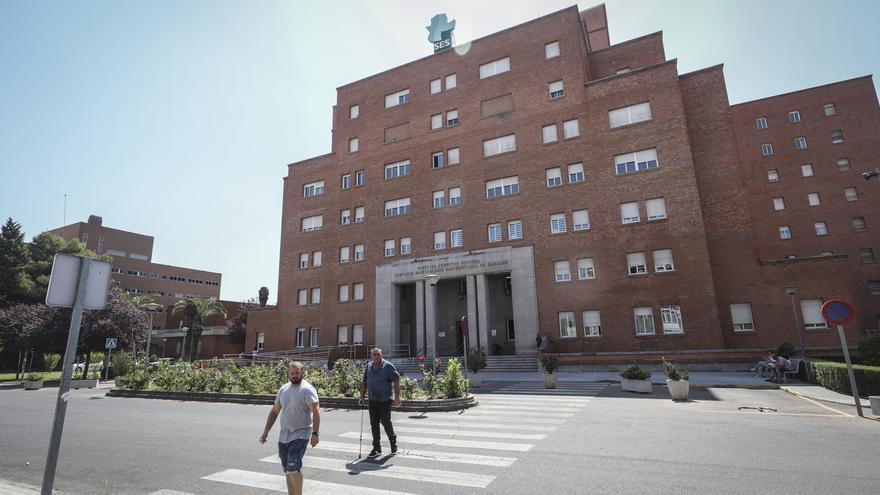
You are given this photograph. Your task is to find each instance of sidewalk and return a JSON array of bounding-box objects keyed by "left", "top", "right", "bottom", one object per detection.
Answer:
[
  {"left": 476, "top": 371, "right": 775, "bottom": 388},
  {"left": 781, "top": 383, "right": 872, "bottom": 408}
]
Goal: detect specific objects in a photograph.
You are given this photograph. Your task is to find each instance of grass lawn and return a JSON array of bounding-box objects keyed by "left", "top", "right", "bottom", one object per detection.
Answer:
[{"left": 0, "top": 371, "right": 64, "bottom": 382}]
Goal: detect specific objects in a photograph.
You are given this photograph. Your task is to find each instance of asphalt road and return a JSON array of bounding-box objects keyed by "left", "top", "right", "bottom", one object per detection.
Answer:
[{"left": 0, "top": 382, "right": 878, "bottom": 495}]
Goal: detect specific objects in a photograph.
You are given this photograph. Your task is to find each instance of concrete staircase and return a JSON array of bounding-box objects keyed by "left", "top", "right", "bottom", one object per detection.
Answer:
[{"left": 484, "top": 354, "right": 539, "bottom": 372}]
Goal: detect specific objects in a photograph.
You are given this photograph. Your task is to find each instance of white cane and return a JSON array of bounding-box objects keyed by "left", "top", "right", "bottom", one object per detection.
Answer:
[{"left": 357, "top": 400, "right": 365, "bottom": 459}]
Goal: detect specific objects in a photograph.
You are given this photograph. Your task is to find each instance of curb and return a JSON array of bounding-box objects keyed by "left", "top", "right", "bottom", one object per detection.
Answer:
[
  {"left": 781, "top": 386, "right": 871, "bottom": 408},
  {"left": 105, "top": 389, "right": 477, "bottom": 411}
]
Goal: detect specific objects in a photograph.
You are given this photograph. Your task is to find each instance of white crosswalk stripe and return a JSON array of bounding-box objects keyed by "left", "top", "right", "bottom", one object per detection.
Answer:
[
  {"left": 477, "top": 393, "right": 598, "bottom": 403},
  {"left": 202, "top": 468, "right": 417, "bottom": 494},
  {"left": 490, "top": 382, "right": 608, "bottom": 396},
  {"left": 454, "top": 412, "right": 565, "bottom": 423},
  {"left": 395, "top": 418, "right": 558, "bottom": 431},
  {"left": 313, "top": 440, "right": 518, "bottom": 467},
  {"left": 149, "top": 490, "right": 198, "bottom": 495},
  {"left": 339, "top": 432, "right": 534, "bottom": 451},
  {"left": 476, "top": 404, "right": 582, "bottom": 413},
  {"left": 392, "top": 425, "right": 547, "bottom": 440}
]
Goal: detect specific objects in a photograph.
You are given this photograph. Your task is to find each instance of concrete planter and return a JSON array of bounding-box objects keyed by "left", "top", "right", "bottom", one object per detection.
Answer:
[
  {"left": 70, "top": 379, "right": 99, "bottom": 389},
  {"left": 621, "top": 378, "right": 652, "bottom": 394},
  {"left": 870, "top": 396, "right": 879, "bottom": 415},
  {"left": 544, "top": 373, "right": 557, "bottom": 389},
  {"left": 469, "top": 373, "right": 482, "bottom": 387},
  {"left": 23, "top": 380, "right": 43, "bottom": 390},
  {"left": 667, "top": 379, "right": 690, "bottom": 400}
]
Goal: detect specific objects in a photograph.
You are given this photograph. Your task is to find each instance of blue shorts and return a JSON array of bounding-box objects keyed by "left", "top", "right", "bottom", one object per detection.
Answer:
[{"left": 278, "top": 438, "right": 309, "bottom": 473}]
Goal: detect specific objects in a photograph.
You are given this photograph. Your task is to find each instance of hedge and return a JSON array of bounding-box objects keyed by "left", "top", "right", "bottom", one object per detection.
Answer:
[{"left": 809, "top": 360, "right": 880, "bottom": 397}]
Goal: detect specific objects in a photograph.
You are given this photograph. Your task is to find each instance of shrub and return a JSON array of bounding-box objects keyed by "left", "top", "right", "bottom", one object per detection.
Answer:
[
  {"left": 467, "top": 348, "right": 487, "bottom": 373},
  {"left": 662, "top": 359, "right": 689, "bottom": 381},
  {"left": 89, "top": 351, "right": 105, "bottom": 364},
  {"left": 111, "top": 352, "right": 136, "bottom": 378},
  {"left": 329, "top": 359, "right": 363, "bottom": 398},
  {"left": 420, "top": 366, "right": 439, "bottom": 399},
  {"left": 118, "top": 368, "right": 151, "bottom": 390},
  {"left": 24, "top": 372, "right": 44, "bottom": 382},
  {"left": 439, "top": 358, "right": 468, "bottom": 399},
  {"left": 776, "top": 342, "right": 796, "bottom": 359},
  {"left": 856, "top": 335, "right": 880, "bottom": 366},
  {"left": 541, "top": 356, "right": 558, "bottom": 374},
  {"left": 620, "top": 366, "right": 651, "bottom": 381},
  {"left": 400, "top": 376, "right": 423, "bottom": 400},
  {"left": 42, "top": 353, "right": 61, "bottom": 372},
  {"left": 327, "top": 346, "right": 350, "bottom": 371},
  {"left": 809, "top": 360, "right": 880, "bottom": 397}
]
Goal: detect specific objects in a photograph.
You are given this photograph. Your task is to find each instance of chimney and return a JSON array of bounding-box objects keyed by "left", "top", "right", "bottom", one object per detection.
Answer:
[{"left": 87, "top": 215, "right": 103, "bottom": 227}]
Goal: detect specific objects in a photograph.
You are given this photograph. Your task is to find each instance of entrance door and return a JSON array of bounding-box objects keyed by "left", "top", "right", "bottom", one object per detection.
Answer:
[
  {"left": 506, "top": 319, "right": 515, "bottom": 351},
  {"left": 455, "top": 321, "right": 464, "bottom": 357}
]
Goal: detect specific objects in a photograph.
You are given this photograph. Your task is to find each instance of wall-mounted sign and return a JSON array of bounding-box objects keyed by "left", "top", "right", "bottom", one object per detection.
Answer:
[{"left": 427, "top": 14, "right": 455, "bottom": 53}]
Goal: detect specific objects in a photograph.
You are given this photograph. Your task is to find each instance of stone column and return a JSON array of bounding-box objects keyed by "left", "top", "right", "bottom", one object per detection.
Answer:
[
  {"left": 415, "top": 281, "right": 425, "bottom": 357},
  {"left": 425, "top": 282, "right": 438, "bottom": 359},
  {"left": 466, "top": 275, "right": 478, "bottom": 353},
  {"left": 374, "top": 270, "right": 398, "bottom": 350},
  {"left": 476, "top": 274, "right": 490, "bottom": 351},
  {"left": 511, "top": 247, "right": 539, "bottom": 355}
]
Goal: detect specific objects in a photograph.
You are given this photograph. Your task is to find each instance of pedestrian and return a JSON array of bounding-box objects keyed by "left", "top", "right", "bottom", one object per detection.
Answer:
[
  {"left": 252, "top": 346, "right": 259, "bottom": 364},
  {"left": 358, "top": 347, "right": 401, "bottom": 457},
  {"left": 259, "top": 361, "right": 320, "bottom": 495},
  {"left": 539, "top": 332, "right": 549, "bottom": 356}
]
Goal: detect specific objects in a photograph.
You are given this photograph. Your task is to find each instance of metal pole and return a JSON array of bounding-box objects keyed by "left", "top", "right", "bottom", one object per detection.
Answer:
[
  {"left": 837, "top": 324, "right": 863, "bottom": 417},
  {"left": 104, "top": 347, "right": 112, "bottom": 381},
  {"left": 145, "top": 311, "right": 153, "bottom": 364},
  {"left": 41, "top": 258, "right": 92, "bottom": 495},
  {"left": 788, "top": 293, "right": 811, "bottom": 382}
]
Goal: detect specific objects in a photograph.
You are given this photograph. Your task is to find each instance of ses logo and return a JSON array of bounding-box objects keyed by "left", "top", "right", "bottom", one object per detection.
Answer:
[{"left": 426, "top": 14, "right": 455, "bottom": 53}]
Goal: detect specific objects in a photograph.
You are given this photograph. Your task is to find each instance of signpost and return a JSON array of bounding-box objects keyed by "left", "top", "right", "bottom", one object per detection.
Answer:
[
  {"left": 821, "top": 299, "right": 863, "bottom": 417},
  {"left": 104, "top": 338, "right": 117, "bottom": 381}
]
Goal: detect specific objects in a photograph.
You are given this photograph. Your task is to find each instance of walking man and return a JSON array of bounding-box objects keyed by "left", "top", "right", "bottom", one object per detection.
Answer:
[
  {"left": 260, "top": 361, "right": 320, "bottom": 495},
  {"left": 358, "top": 347, "right": 401, "bottom": 457}
]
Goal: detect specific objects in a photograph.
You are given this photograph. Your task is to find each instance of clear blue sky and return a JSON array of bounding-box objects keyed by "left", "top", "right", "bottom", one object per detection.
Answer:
[{"left": 2, "top": 0, "right": 878, "bottom": 305}]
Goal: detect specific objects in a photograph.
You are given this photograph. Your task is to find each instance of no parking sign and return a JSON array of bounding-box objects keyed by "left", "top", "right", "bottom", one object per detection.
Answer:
[{"left": 820, "top": 299, "right": 863, "bottom": 417}]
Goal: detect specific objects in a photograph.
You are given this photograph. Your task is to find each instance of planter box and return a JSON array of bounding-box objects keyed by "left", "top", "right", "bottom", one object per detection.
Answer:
[
  {"left": 544, "top": 373, "right": 557, "bottom": 389},
  {"left": 71, "top": 379, "right": 99, "bottom": 389},
  {"left": 23, "top": 380, "right": 43, "bottom": 390},
  {"left": 469, "top": 374, "right": 482, "bottom": 387},
  {"left": 871, "top": 396, "right": 879, "bottom": 416},
  {"left": 667, "top": 379, "right": 690, "bottom": 400},
  {"left": 621, "top": 378, "right": 652, "bottom": 394}
]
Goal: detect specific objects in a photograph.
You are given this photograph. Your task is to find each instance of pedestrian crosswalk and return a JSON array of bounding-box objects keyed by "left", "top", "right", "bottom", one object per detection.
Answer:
[
  {"left": 149, "top": 382, "right": 606, "bottom": 495},
  {"left": 490, "top": 381, "right": 609, "bottom": 396}
]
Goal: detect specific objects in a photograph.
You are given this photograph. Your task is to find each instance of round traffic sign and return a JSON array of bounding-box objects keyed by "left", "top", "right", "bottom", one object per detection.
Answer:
[{"left": 821, "top": 300, "right": 855, "bottom": 325}]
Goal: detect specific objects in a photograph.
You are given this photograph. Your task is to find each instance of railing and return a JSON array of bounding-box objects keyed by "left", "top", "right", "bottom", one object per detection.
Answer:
[{"left": 221, "top": 343, "right": 411, "bottom": 367}]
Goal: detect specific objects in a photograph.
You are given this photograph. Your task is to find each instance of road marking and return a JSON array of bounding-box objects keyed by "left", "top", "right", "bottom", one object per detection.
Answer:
[
  {"left": 457, "top": 409, "right": 573, "bottom": 418},
  {"left": 476, "top": 404, "right": 581, "bottom": 413},
  {"left": 0, "top": 478, "right": 46, "bottom": 495},
  {"left": 392, "top": 425, "right": 546, "bottom": 440},
  {"left": 480, "top": 391, "right": 601, "bottom": 401},
  {"left": 697, "top": 410, "right": 849, "bottom": 418},
  {"left": 395, "top": 418, "right": 558, "bottom": 431},
  {"left": 202, "top": 468, "right": 416, "bottom": 494},
  {"left": 149, "top": 491, "right": 198, "bottom": 495},
  {"left": 260, "top": 455, "right": 496, "bottom": 488},
  {"left": 452, "top": 414, "right": 561, "bottom": 424},
  {"left": 781, "top": 387, "right": 854, "bottom": 418},
  {"left": 312, "top": 440, "right": 518, "bottom": 467},
  {"left": 476, "top": 398, "right": 588, "bottom": 407},
  {"left": 339, "top": 432, "right": 533, "bottom": 451}
]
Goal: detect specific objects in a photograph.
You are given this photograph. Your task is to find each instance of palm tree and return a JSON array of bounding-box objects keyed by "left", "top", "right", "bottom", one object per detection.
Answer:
[{"left": 172, "top": 298, "right": 228, "bottom": 361}]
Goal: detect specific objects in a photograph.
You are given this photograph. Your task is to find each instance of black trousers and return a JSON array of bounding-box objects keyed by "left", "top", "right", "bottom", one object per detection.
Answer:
[{"left": 367, "top": 399, "right": 396, "bottom": 450}]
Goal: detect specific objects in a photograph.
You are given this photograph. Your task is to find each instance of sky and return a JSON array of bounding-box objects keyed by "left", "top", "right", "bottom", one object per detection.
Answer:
[{"left": 1, "top": 0, "right": 878, "bottom": 305}]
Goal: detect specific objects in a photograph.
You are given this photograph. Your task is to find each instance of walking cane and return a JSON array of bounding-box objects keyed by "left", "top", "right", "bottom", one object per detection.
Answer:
[{"left": 357, "top": 400, "right": 365, "bottom": 459}]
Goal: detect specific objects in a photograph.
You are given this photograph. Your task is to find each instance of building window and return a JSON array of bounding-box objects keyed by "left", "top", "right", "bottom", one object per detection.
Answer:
[
  {"left": 384, "top": 239, "right": 396, "bottom": 257},
  {"left": 653, "top": 249, "right": 675, "bottom": 272},
  {"left": 479, "top": 56, "right": 510, "bottom": 79},
  {"left": 350, "top": 105, "right": 359, "bottom": 119},
  {"left": 558, "top": 311, "right": 576, "bottom": 338},
  {"left": 450, "top": 229, "right": 463, "bottom": 248},
  {"left": 310, "top": 288, "right": 320, "bottom": 304},
  {"left": 731, "top": 303, "right": 755, "bottom": 331},
  {"left": 768, "top": 169, "right": 779, "bottom": 183},
  {"left": 431, "top": 113, "right": 442, "bottom": 130},
  {"left": 340, "top": 209, "right": 351, "bottom": 225},
  {"left": 661, "top": 305, "right": 684, "bottom": 334},
  {"left": 545, "top": 41, "right": 560, "bottom": 59},
  {"left": 609, "top": 102, "right": 652, "bottom": 128},
  {"left": 788, "top": 111, "right": 801, "bottom": 123},
  {"left": 354, "top": 206, "right": 365, "bottom": 223},
  {"left": 301, "top": 215, "right": 323, "bottom": 232},
  {"left": 485, "top": 176, "right": 520, "bottom": 198},
  {"left": 756, "top": 117, "right": 768, "bottom": 129},
  {"left": 615, "top": 148, "right": 658, "bottom": 175},
  {"left": 627, "top": 252, "right": 647, "bottom": 275},
  {"left": 433, "top": 190, "right": 446, "bottom": 208},
  {"left": 800, "top": 299, "right": 827, "bottom": 329},
  {"left": 483, "top": 134, "right": 517, "bottom": 157},
  {"left": 814, "top": 222, "right": 828, "bottom": 236},
  {"left": 337, "top": 326, "right": 348, "bottom": 345},
  {"left": 541, "top": 124, "right": 558, "bottom": 144},
  {"left": 572, "top": 210, "right": 590, "bottom": 231},
  {"left": 355, "top": 170, "right": 365, "bottom": 187},
  {"left": 446, "top": 109, "right": 459, "bottom": 126},
  {"left": 299, "top": 253, "right": 309, "bottom": 269},
  {"left": 385, "top": 89, "right": 411, "bottom": 108},
  {"left": 353, "top": 283, "right": 364, "bottom": 301},
  {"left": 399, "top": 238, "right": 411, "bottom": 255},
  {"left": 432, "top": 151, "right": 445, "bottom": 168},
  {"left": 548, "top": 80, "right": 564, "bottom": 99},
  {"left": 449, "top": 187, "right": 461, "bottom": 206},
  {"left": 646, "top": 198, "right": 667, "bottom": 220},
  {"left": 508, "top": 220, "right": 523, "bottom": 240},
  {"left": 433, "top": 231, "right": 446, "bottom": 250},
  {"left": 868, "top": 281, "right": 880, "bottom": 296},
  {"left": 384, "top": 160, "right": 411, "bottom": 180},
  {"left": 807, "top": 192, "right": 821, "bottom": 206},
  {"left": 309, "top": 327, "right": 319, "bottom": 347},
  {"left": 97, "top": 236, "right": 104, "bottom": 253},
  {"left": 583, "top": 311, "right": 601, "bottom": 337},
  {"left": 568, "top": 163, "right": 584, "bottom": 183},
  {"left": 831, "top": 130, "right": 844, "bottom": 144},
  {"left": 448, "top": 147, "right": 460, "bottom": 165},
  {"left": 342, "top": 174, "right": 351, "bottom": 190},
  {"left": 838, "top": 158, "right": 852, "bottom": 172},
  {"left": 297, "top": 289, "right": 307, "bottom": 306},
  {"left": 823, "top": 103, "right": 837, "bottom": 116},
  {"left": 562, "top": 119, "right": 580, "bottom": 139},
  {"left": 634, "top": 307, "right": 655, "bottom": 335},
  {"left": 352, "top": 324, "right": 364, "bottom": 344},
  {"left": 445, "top": 73, "right": 457, "bottom": 90},
  {"left": 488, "top": 223, "right": 502, "bottom": 242},
  {"left": 312, "top": 251, "right": 322, "bottom": 267},
  {"left": 773, "top": 197, "right": 785, "bottom": 211},
  {"left": 296, "top": 328, "right": 306, "bottom": 348},
  {"left": 81, "top": 233, "right": 88, "bottom": 244},
  {"left": 621, "top": 202, "right": 640, "bottom": 224},
  {"left": 779, "top": 226, "right": 792, "bottom": 240},
  {"left": 801, "top": 164, "right": 814, "bottom": 177},
  {"left": 430, "top": 78, "right": 441, "bottom": 94},
  {"left": 852, "top": 217, "right": 867, "bottom": 232},
  {"left": 349, "top": 138, "right": 359, "bottom": 153},
  {"left": 340, "top": 246, "right": 351, "bottom": 263},
  {"left": 303, "top": 180, "right": 324, "bottom": 198},
  {"left": 338, "top": 285, "right": 349, "bottom": 302},
  {"left": 384, "top": 198, "right": 411, "bottom": 217},
  {"left": 794, "top": 137, "right": 808, "bottom": 150},
  {"left": 577, "top": 258, "right": 595, "bottom": 280},
  {"left": 861, "top": 248, "right": 876, "bottom": 264},
  {"left": 546, "top": 167, "right": 562, "bottom": 188},
  {"left": 354, "top": 244, "right": 364, "bottom": 261},
  {"left": 845, "top": 187, "right": 859, "bottom": 202},
  {"left": 761, "top": 143, "right": 774, "bottom": 156},
  {"left": 550, "top": 213, "right": 567, "bottom": 234}
]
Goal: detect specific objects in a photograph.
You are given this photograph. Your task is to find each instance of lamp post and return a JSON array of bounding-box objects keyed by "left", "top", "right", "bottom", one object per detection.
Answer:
[
  {"left": 144, "top": 303, "right": 162, "bottom": 364},
  {"left": 425, "top": 274, "right": 440, "bottom": 362},
  {"left": 784, "top": 286, "right": 811, "bottom": 381}
]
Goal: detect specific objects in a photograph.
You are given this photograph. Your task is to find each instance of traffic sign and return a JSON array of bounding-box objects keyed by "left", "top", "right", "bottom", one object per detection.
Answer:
[
  {"left": 105, "top": 338, "right": 117, "bottom": 350},
  {"left": 821, "top": 300, "right": 855, "bottom": 326}
]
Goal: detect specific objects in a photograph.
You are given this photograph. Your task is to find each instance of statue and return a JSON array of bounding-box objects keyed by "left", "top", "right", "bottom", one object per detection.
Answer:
[{"left": 258, "top": 287, "right": 269, "bottom": 307}]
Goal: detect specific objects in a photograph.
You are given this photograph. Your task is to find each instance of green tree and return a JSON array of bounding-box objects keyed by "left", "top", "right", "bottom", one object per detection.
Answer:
[
  {"left": 0, "top": 218, "right": 31, "bottom": 308},
  {"left": 227, "top": 298, "right": 255, "bottom": 347},
  {"left": 23, "top": 233, "right": 110, "bottom": 304},
  {"left": 172, "top": 298, "right": 228, "bottom": 361}
]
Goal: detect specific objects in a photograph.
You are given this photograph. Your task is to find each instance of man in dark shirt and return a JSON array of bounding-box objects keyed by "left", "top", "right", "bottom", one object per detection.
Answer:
[{"left": 358, "top": 347, "right": 401, "bottom": 457}]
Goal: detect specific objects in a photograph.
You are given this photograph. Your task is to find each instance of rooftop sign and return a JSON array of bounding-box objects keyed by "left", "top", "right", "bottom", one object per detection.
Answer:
[{"left": 427, "top": 14, "right": 455, "bottom": 53}]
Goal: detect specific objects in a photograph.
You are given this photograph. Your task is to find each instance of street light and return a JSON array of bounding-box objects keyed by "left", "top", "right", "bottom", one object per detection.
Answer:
[
  {"left": 425, "top": 274, "right": 440, "bottom": 362},
  {"left": 144, "top": 303, "right": 162, "bottom": 364},
  {"left": 784, "top": 286, "right": 812, "bottom": 381}
]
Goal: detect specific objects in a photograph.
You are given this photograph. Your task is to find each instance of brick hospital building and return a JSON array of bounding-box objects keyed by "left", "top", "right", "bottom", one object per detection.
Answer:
[{"left": 248, "top": 4, "right": 880, "bottom": 364}]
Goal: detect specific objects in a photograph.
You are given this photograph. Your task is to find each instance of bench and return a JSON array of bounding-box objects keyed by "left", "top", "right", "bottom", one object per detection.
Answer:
[{"left": 781, "top": 358, "right": 803, "bottom": 383}]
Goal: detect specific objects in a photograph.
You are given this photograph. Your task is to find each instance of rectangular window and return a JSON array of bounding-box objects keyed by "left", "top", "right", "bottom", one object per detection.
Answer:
[
  {"left": 446, "top": 109, "right": 459, "bottom": 126},
  {"left": 583, "top": 311, "right": 601, "bottom": 337},
  {"left": 483, "top": 134, "right": 517, "bottom": 157},
  {"left": 653, "top": 249, "right": 675, "bottom": 272},
  {"left": 554, "top": 261, "right": 571, "bottom": 282},
  {"left": 731, "top": 303, "right": 755, "bottom": 331},
  {"left": 773, "top": 197, "right": 785, "bottom": 211},
  {"left": 615, "top": 148, "right": 658, "bottom": 175},
  {"left": 310, "top": 288, "right": 320, "bottom": 304},
  {"left": 768, "top": 169, "right": 779, "bottom": 183},
  {"left": 384, "top": 160, "right": 411, "bottom": 180},
  {"left": 572, "top": 209, "right": 590, "bottom": 231},
  {"left": 301, "top": 215, "right": 323, "bottom": 232},
  {"left": 814, "top": 222, "right": 828, "bottom": 236},
  {"left": 568, "top": 163, "right": 584, "bottom": 183},
  {"left": 352, "top": 324, "right": 364, "bottom": 344},
  {"left": 303, "top": 180, "right": 325, "bottom": 198},
  {"left": 756, "top": 117, "right": 768, "bottom": 129},
  {"left": 546, "top": 167, "right": 562, "bottom": 187},
  {"left": 433, "top": 231, "right": 446, "bottom": 250},
  {"left": 795, "top": 137, "right": 808, "bottom": 150},
  {"left": 562, "top": 119, "right": 580, "bottom": 139},
  {"left": 348, "top": 138, "right": 359, "bottom": 153},
  {"left": 845, "top": 187, "right": 858, "bottom": 202},
  {"left": 448, "top": 147, "right": 460, "bottom": 165},
  {"left": 559, "top": 311, "right": 576, "bottom": 338},
  {"left": 508, "top": 220, "right": 523, "bottom": 240},
  {"left": 485, "top": 176, "right": 520, "bottom": 198},
  {"left": 97, "top": 237, "right": 104, "bottom": 253},
  {"left": 385, "top": 89, "right": 411, "bottom": 108},
  {"left": 824, "top": 103, "right": 837, "bottom": 116},
  {"left": 430, "top": 78, "right": 441, "bottom": 94},
  {"left": 548, "top": 80, "right": 564, "bottom": 99},
  {"left": 432, "top": 151, "right": 445, "bottom": 168},
  {"left": 431, "top": 113, "right": 442, "bottom": 130},
  {"left": 488, "top": 223, "right": 502, "bottom": 242},
  {"left": 852, "top": 217, "right": 866, "bottom": 232},
  {"left": 609, "top": 102, "right": 652, "bottom": 128},
  {"left": 445, "top": 73, "right": 457, "bottom": 90},
  {"left": 799, "top": 164, "right": 813, "bottom": 178},
  {"left": 299, "top": 253, "right": 309, "bottom": 269},
  {"left": 545, "top": 41, "right": 560, "bottom": 59},
  {"left": 354, "top": 244, "right": 364, "bottom": 261},
  {"left": 661, "top": 305, "right": 684, "bottom": 334},
  {"left": 399, "top": 238, "right": 411, "bottom": 255},
  {"left": 550, "top": 213, "right": 567, "bottom": 234},
  {"left": 788, "top": 111, "right": 801, "bottom": 123},
  {"left": 646, "top": 198, "right": 667, "bottom": 220},
  {"left": 762, "top": 143, "right": 774, "bottom": 156},
  {"left": 433, "top": 190, "right": 446, "bottom": 208},
  {"left": 297, "top": 289, "right": 307, "bottom": 306},
  {"left": 800, "top": 299, "right": 826, "bottom": 329},
  {"left": 831, "top": 130, "right": 844, "bottom": 144},
  {"left": 350, "top": 105, "right": 359, "bottom": 119},
  {"left": 450, "top": 229, "right": 463, "bottom": 248},
  {"left": 479, "top": 57, "right": 510, "bottom": 79},
  {"left": 779, "top": 226, "right": 792, "bottom": 240},
  {"left": 634, "top": 307, "right": 655, "bottom": 335},
  {"left": 312, "top": 251, "right": 322, "bottom": 267},
  {"left": 384, "top": 197, "right": 411, "bottom": 217},
  {"left": 353, "top": 283, "right": 364, "bottom": 301},
  {"left": 310, "top": 327, "right": 319, "bottom": 347},
  {"left": 340, "top": 246, "right": 351, "bottom": 263},
  {"left": 449, "top": 187, "right": 461, "bottom": 206},
  {"left": 338, "top": 284, "right": 349, "bottom": 302},
  {"left": 384, "top": 239, "right": 395, "bottom": 257},
  {"left": 340, "top": 209, "right": 351, "bottom": 225},
  {"left": 627, "top": 252, "right": 647, "bottom": 275},
  {"left": 355, "top": 206, "right": 365, "bottom": 223},
  {"left": 861, "top": 248, "right": 876, "bottom": 263},
  {"left": 541, "top": 124, "right": 558, "bottom": 144},
  {"left": 296, "top": 328, "right": 306, "bottom": 348},
  {"left": 868, "top": 281, "right": 880, "bottom": 296},
  {"left": 81, "top": 233, "right": 88, "bottom": 244},
  {"left": 838, "top": 158, "right": 852, "bottom": 172},
  {"left": 808, "top": 192, "right": 821, "bottom": 206},
  {"left": 577, "top": 258, "right": 595, "bottom": 280},
  {"left": 337, "top": 326, "right": 348, "bottom": 345},
  {"left": 355, "top": 170, "right": 365, "bottom": 186},
  {"left": 621, "top": 202, "right": 640, "bottom": 224},
  {"left": 342, "top": 174, "right": 351, "bottom": 190}
]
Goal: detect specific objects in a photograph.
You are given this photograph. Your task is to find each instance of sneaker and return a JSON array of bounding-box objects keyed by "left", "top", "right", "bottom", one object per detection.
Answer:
[
  {"left": 390, "top": 443, "right": 398, "bottom": 454},
  {"left": 368, "top": 448, "right": 381, "bottom": 457}
]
